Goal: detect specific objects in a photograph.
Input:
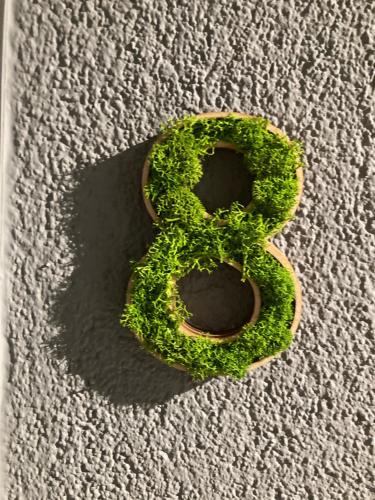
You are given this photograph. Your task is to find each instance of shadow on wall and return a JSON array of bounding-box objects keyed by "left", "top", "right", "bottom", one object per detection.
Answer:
[{"left": 49, "top": 140, "right": 202, "bottom": 406}]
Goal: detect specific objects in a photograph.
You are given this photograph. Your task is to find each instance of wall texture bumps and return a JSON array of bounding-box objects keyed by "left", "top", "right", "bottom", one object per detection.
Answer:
[{"left": 4, "top": 0, "right": 374, "bottom": 498}]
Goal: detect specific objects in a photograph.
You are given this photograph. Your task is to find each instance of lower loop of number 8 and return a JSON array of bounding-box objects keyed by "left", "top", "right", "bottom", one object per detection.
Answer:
[{"left": 122, "top": 112, "right": 304, "bottom": 379}]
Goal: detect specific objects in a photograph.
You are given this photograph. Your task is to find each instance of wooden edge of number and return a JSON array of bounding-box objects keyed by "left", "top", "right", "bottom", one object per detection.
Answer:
[
  {"left": 248, "top": 242, "right": 303, "bottom": 373},
  {"left": 265, "top": 242, "right": 303, "bottom": 335},
  {"left": 141, "top": 140, "right": 159, "bottom": 222}
]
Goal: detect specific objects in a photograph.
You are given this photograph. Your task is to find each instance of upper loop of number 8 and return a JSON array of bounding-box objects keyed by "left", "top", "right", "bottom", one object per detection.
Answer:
[{"left": 123, "top": 112, "right": 304, "bottom": 379}]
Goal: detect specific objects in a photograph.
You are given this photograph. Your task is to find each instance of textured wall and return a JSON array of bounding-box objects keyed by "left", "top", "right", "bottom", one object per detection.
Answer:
[{"left": 5, "top": 0, "right": 374, "bottom": 498}]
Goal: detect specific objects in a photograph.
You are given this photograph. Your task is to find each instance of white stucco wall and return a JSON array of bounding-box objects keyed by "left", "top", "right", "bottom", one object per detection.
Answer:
[
  {"left": 4, "top": 1, "right": 375, "bottom": 498},
  {"left": 1, "top": 0, "right": 13, "bottom": 496}
]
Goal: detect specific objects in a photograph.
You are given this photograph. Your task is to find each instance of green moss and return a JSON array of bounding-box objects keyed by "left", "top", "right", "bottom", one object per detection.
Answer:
[{"left": 121, "top": 115, "right": 304, "bottom": 379}]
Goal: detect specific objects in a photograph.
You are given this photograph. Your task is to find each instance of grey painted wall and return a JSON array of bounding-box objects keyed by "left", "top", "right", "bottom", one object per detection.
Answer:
[{"left": 5, "top": 0, "right": 374, "bottom": 498}]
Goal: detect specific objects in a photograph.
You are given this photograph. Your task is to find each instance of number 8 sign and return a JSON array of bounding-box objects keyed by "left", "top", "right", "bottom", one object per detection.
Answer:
[{"left": 122, "top": 112, "right": 303, "bottom": 379}]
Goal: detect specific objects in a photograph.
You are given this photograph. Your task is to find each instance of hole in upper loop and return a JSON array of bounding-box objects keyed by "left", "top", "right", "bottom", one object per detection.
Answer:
[{"left": 193, "top": 144, "right": 254, "bottom": 214}]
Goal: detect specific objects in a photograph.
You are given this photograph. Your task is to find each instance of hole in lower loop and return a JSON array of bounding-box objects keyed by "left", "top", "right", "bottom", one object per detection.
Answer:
[{"left": 177, "top": 262, "right": 256, "bottom": 337}]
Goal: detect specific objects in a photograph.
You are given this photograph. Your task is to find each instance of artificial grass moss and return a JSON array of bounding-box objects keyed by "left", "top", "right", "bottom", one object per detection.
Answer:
[{"left": 121, "top": 114, "right": 303, "bottom": 379}]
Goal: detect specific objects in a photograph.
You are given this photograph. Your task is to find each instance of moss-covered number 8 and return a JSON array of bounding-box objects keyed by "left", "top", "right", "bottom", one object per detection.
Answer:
[{"left": 122, "top": 112, "right": 303, "bottom": 379}]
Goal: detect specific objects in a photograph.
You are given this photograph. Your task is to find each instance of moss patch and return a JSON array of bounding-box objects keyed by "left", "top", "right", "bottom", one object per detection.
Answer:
[{"left": 121, "top": 115, "right": 303, "bottom": 379}]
